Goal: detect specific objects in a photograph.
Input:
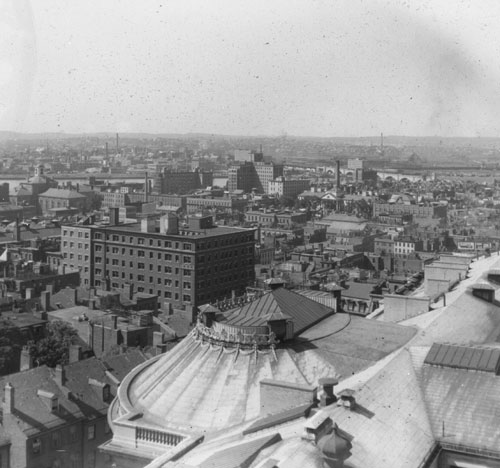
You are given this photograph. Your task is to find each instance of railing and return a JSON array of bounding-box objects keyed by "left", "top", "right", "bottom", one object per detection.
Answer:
[
  {"left": 136, "top": 427, "right": 184, "bottom": 447},
  {"left": 194, "top": 321, "right": 278, "bottom": 349}
]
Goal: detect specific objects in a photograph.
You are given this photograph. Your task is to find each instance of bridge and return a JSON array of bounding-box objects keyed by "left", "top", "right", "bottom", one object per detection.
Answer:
[{"left": 378, "top": 171, "right": 433, "bottom": 182}]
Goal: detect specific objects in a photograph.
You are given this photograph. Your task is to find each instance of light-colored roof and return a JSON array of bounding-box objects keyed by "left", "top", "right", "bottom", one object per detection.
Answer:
[{"left": 39, "top": 188, "right": 87, "bottom": 199}]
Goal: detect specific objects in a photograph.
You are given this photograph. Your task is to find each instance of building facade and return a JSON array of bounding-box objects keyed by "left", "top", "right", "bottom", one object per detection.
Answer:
[
  {"left": 61, "top": 214, "right": 256, "bottom": 313},
  {"left": 268, "top": 177, "right": 310, "bottom": 199},
  {"left": 228, "top": 161, "right": 284, "bottom": 194}
]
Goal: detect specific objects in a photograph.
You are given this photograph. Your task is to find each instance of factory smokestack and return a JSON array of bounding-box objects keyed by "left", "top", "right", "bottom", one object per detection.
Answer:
[
  {"left": 116, "top": 133, "right": 119, "bottom": 155},
  {"left": 144, "top": 172, "right": 149, "bottom": 203},
  {"left": 336, "top": 160, "right": 341, "bottom": 189}
]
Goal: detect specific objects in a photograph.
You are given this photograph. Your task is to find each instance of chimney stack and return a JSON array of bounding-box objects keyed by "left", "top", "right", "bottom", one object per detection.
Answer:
[
  {"left": 4, "top": 382, "right": 14, "bottom": 414},
  {"left": 69, "top": 345, "right": 82, "bottom": 363},
  {"left": 14, "top": 217, "right": 20, "bottom": 242},
  {"left": 55, "top": 365, "right": 66, "bottom": 386},
  {"left": 144, "top": 172, "right": 149, "bottom": 203},
  {"left": 336, "top": 160, "right": 341, "bottom": 190},
  {"left": 20, "top": 346, "right": 34, "bottom": 371},
  {"left": 41, "top": 290, "right": 50, "bottom": 312},
  {"left": 109, "top": 207, "right": 119, "bottom": 226}
]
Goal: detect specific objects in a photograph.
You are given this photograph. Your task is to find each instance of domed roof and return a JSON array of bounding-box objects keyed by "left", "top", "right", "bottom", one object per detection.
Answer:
[
  {"left": 317, "top": 429, "right": 352, "bottom": 460},
  {"left": 123, "top": 330, "right": 339, "bottom": 432}
]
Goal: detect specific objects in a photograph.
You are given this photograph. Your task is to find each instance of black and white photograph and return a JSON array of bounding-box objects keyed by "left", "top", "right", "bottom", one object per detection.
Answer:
[{"left": 1, "top": 1, "right": 499, "bottom": 467}]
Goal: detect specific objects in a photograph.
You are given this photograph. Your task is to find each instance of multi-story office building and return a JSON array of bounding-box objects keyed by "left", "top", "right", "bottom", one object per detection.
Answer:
[
  {"left": 61, "top": 211, "right": 256, "bottom": 314},
  {"left": 268, "top": 177, "right": 310, "bottom": 199},
  {"left": 228, "top": 161, "right": 283, "bottom": 193},
  {"left": 153, "top": 168, "right": 213, "bottom": 195}
]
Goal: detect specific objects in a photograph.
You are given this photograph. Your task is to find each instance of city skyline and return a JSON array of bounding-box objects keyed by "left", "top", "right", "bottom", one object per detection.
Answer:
[{"left": 1, "top": 0, "right": 500, "bottom": 138}]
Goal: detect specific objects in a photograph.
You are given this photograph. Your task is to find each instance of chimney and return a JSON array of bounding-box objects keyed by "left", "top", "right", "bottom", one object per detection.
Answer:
[
  {"left": 337, "top": 389, "right": 356, "bottom": 410},
  {"left": 125, "top": 283, "right": 134, "bottom": 300},
  {"left": 14, "top": 217, "right": 20, "bottom": 242},
  {"left": 69, "top": 344, "right": 82, "bottom": 363},
  {"left": 41, "top": 290, "right": 50, "bottom": 312},
  {"left": 109, "top": 207, "right": 119, "bottom": 226},
  {"left": 20, "top": 345, "right": 34, "bottom": 371},
  {"left": 336, "top": 160, "right": 341, "bottom": 190},
  {"left": 317, "top": 377, "right": 338, "bottom": 407},
  {"left": 144, "top": 172, "right": 149, "bottom": 203},
  {"left": 105, "top": 142, "right": 109, "bottom": 159},
  {"left": 302, "top": 412, "right": 334, "bottom": 443},
  {"left": 111, "top": 315, "right": 118, "bottom": 330},
  {"left": 55, "top": 365, "right": 66, "bottom": 386},
  {"left": 116, "top": 132, "right": 119, "bottom": 155},
  {"left": 4, "top": 382, "right": 14, "bottom": 414}
]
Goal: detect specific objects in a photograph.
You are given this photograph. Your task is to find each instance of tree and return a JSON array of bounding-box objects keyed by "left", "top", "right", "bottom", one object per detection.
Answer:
[
  {"left": 29, "top": 320, "right": 78, "bottom": 368},
  {"left": 0, "top": 320, "right": 23, "bottom": 375}
]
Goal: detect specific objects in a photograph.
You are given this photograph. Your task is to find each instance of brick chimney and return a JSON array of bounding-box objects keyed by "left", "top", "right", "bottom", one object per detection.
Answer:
[
  {"left": 20, "top": 345, "right": 34, "bottom": 371},
  {"left": 4, "top": 382, "right": 14, "bottom": 414},
  {"left": 41, "top": 290, "right": 50, "bottom": 312},
  {"left": 69, "top": 345, "right": 82, "bottom": 363},
  {"left": 55, "top": 364, "right": 66, "bottom": 386}
]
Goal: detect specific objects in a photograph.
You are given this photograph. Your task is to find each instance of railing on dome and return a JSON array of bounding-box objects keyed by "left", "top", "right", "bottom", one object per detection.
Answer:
[
  {"left": 136, "top": 427, "right": 184, "bottom": 447},
  {"left": 194, "top": 320, "right": 279, "bottom": 349}
]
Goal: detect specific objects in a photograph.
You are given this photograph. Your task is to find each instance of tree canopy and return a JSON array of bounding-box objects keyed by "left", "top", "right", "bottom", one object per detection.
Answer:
[{"left": 29, "top": 320, "right": 78, "bottom": 368}]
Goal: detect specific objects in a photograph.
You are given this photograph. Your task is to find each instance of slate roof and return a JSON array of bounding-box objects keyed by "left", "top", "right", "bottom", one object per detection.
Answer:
[
  {"left": 0, "top": 366, "right": 84, "bottom": 437},
  {"left": 413, "top": 345, "right": 500, "bottom": 455},
  {"left": 103, "top": 349, "right": 148, "bottom": 382},
  {"left": 221, "top": 287, "right": 334, "bottom": 335}
]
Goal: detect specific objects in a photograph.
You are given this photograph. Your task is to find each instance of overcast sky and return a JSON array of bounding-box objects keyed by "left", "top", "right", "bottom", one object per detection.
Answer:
[{"left": 1, "top": 0, "right": 500, "bottom": 137}]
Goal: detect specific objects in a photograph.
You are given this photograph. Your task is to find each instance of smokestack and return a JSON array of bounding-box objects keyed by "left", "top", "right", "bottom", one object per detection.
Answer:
[
  {"left": 381, "top": 132, "right": 384, "bottom": 155},
  {"left": 336, "top": 160, "right": 341, "bottom": 190},
  {"left": 109, "top": 207, "right": 119, "bottom": 226},
  {"left": 144, "top": 172, "right": 149, "bottom": 203},
  {"left": 116, "top": 133, "right": 119, "bottom": 155},
  {"left": 105, "top": 142, "right": 109, "bottom": 159}
]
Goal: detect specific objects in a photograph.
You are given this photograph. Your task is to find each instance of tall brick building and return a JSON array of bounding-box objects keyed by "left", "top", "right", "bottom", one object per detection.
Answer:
[
  {"left": 61, "top": 212, "right": 256, "bottom": 313},
  {"left": 228, "top": 161, "right": 284, "bottom": 193}
]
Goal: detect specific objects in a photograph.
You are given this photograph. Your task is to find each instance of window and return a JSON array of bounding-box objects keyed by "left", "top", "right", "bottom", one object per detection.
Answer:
[
  {"left": 78, "top": 231, "right": 82, "bottom": 238},
  {"left": 183, "top": 256, "right": 191, "bottom": 263},
  {"left": 164, "top": 266, "right": 172, "bottom": 273},
  {"left": 164, "top": 254, "right": 172, "bottom": 261},
  {"left": 112, "top": 259, "right": 119, "bottom": 266},
  {"left": 78, "top": 243, "right": 82, "bottom": 249},
  {"left": 138, "top": 275, "right": 145, "bottom": 281},
  {"left": 183, "top": 282, "right": 191, "bottom": 289},
  {"left": 70, "top": 242, "right": 74, "bottom": 248},
  {"left": 138, "top": 238, "right": 145, "bottom": 245},
  {"left": 95, "top": 257, "right": 102, "bottom": 263},
  {"left": 112, "top": 247, "right": 119, "bottom": 254},
  {"left": 32, "top": 438, "right": 41, "bottom": 454},
  {"left": 164, "top": 279, "right": 172, "bottom": 286},
  {"left": 63, "top": 230, "right": 68, "bottom": 236},
  {"left": 138, "top": 263, "right": 145, "bottom": 269},
  {"left": 87, "top": 424, "right": 96, "bottom": 440},
  {"left": 138, "top": 250, "right": 145, "bottom": 257},
  {"left": 183, "top": 270, "right": 191, "bottom": 276},
  {"left": 94, "top": 233, "right": 102, "bottom": 240},
  {"left": 183, "top": 243, "right": 191, "bottom": 250},
  {"left": 95, "top": 245, "right": 103, "bottom": 252}
]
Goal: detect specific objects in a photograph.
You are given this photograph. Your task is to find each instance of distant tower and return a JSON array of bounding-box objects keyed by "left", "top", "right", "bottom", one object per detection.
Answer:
[
  {"left": 144, "top": 172, "right": 149, "bottom": 203},
  {"left": 116, "top": 133, "right": 119, "bottom": 155}
]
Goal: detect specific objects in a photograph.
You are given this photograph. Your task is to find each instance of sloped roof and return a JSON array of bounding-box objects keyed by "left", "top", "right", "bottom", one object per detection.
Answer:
[
  {"left": 39, "top": 188, "right": 86, "bottom": 199},
  {"left": 0, "top": 366, "right": 84, "bottom": 436},
  {"left": 198, "top": 433, "right": 282, "bottom": 468},
  {"left": 220, "top": 287, "right": 334, "bottom": 334},
  {"left": 323, "top": 348, "right": 436, "bottom": 468},
  {"left": 413, "top": 345, "right": 500, "bottom": 454},
  {"left": 103, "top": 349, "right": 148, "bottom": 382}
]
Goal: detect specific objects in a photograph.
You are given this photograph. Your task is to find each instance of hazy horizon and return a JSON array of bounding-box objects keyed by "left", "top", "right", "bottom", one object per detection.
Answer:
[{"left": 2, "top": 0, "right": 500, "bottom": 138}]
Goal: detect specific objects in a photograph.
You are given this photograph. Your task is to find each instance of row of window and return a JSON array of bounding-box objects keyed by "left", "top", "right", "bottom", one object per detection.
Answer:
[
  {"left": 31, "top": 422, "right": 109, "bottom": 456},
  {"left": 63, "top": 229, "right": 90, "bottom": 238},
  {"left": 63, "top": 241, "right": 89, "bottom": 249}
]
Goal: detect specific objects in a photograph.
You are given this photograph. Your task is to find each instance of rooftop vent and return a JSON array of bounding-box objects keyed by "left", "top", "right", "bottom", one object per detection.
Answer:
[{"left": 471, "top": 281, "right": 496, "bottom": 303}]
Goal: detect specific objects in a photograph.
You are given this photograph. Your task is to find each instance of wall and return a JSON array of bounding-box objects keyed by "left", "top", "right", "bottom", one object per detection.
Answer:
[{"left": 383, "top": 294, "right": 430, "bottom": 322}]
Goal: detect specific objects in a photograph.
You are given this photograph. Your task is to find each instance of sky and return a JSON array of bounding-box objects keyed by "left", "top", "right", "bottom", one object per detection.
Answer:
[{"left": 1, "top": 0, "right": 500, "bottom": 137}]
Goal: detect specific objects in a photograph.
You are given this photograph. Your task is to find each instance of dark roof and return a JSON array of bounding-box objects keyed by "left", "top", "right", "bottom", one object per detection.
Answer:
[
  {"left": 103, "top": 349, "right": 148, "bottom": 382},
  {"left": 221, "top": 288, "right": 334, "bottom": 335},
  {"left": 0, "top": 366, "right": 84, "bottom": 436},
  {"left": 424, "top": 343, "right": 500, "bottom": 373}
]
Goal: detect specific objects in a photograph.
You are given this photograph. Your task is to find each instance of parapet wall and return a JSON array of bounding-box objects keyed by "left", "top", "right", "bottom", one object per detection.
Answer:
[{"left": 383, "top": 294, "right": 430, "bottom": 323}]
